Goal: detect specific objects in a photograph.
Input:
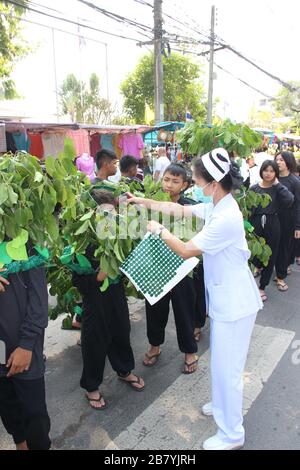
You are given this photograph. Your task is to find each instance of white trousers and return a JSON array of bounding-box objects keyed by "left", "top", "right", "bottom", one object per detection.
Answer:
[{"left": 210, "top": 313, "right": 257, "bottom": 444}]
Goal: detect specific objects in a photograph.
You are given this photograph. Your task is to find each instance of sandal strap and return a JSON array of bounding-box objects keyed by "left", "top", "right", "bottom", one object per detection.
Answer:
[
  {"left": 145, "top": 352, "right": 160, "bottom": 361},
  {"left": 185, "top": 356, "right": 199, "bottom": 368},
  {"left": 86, "top": 394, "right": 105, "bottom": 403},
  {"left": 120, "top": 375, "right": 141, "bottom": 385}
]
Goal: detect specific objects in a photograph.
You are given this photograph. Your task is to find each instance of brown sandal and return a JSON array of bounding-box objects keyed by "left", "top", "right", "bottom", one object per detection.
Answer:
[
  {"left": 118, "top": 373, "right": 145, "bottom": 392},
  {"left": 143, "top": 351, "right": 161, "bottom": 367},
  {"left": 183, "top": 355, "right": 199, "bottom": 375},
  {"left": 86, "top": 393, "right": 107, "bottom": 410},
  {"left": 277, "top": 282, "right": 288, "bottom": 292}
]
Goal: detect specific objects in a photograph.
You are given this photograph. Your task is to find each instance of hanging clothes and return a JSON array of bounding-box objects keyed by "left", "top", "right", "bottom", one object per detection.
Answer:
[
  {"left": 100, "top": 134, "right": 115, "bottom": 152},
  {"left": 5, "top": 132, "right": 17, "bottom": 153},
  {"left": 119, "top": 133, "right": 144, "bottom": 160},
  {"left": 76, "top": 153, "right": 95, "bottom": 182},
  {"left": 12, "top": 130, "right": 30, "bottom": 152},
  {"left": 28, "top": 133, "right": 44, "bottom": 159},
  {"left": 65, "top": 129, "right": 90, "bottom": 156},
  {"left": 90, "top": 133, "right": 101, "bottom": 158},
  {"left": 0, "top": 124, "right": 6, "bottom": 153},
  {"left": 41, "top": 132, "right": 66, "bottom": 159},
  {"left": 112, "top": 134, "right": 122, "bottom": 159}
]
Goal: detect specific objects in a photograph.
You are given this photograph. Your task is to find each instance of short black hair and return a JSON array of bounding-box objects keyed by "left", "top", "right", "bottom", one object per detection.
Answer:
[
  {"left": 95, "top": 149, "right": 117, "bottom": 170},
  {"left": 276, "top": 151, "right": 296, "bottom": 173},
  {"left": 120, "top": 155, "right": 138, "bottom": 174},
  {"left": 90, "top": 189, "right": 116, "bottom": 206},
  {"left": 163, "top": 163, "right": 188, "bottom": 183},
  {"left": 259, "top": 160, "right": 279, "bottom": 179}
]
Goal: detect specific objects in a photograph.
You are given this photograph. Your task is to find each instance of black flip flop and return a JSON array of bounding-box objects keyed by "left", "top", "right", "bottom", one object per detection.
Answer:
[
  {"left": 143, "top": 352, "right": 161, "bottom": 367},
  {"left": 86, "top": 394, "right": 107, "bottom": 410},
  {"left": 183, "top": 355, "right": 199, "bottom": 375},
  {"left": 118, "top": 374, "right": 145, "bottom": 392}
]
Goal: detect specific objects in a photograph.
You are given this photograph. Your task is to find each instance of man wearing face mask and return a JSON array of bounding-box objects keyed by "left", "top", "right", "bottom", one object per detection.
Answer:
[{"left": 127, "top": 148, "right": 263, "bottom": 450}]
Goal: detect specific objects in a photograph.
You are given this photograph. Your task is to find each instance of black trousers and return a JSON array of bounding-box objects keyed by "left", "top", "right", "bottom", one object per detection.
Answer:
[
  {"left": 193, "top": 263, "right": 207, "bottom": 329},
  {"left": 0, "top": 376, "right": 51, "bottom": 450},
  {"left": 80, "top": 283, "right": 135, "bottom": 393},
  {"left": 145, "top": 276, "right": 198, "bottom": 354},
  {"left": 251, "top": 214, "right": 281, "bottom": 289},
  {"left": 275, "top": 213, "right": 295, "bottom": 280}
]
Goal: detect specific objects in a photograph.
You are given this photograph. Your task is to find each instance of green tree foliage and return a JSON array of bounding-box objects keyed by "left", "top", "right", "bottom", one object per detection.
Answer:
[
  {"left": 120, "top": 52, "right": 207, "bottom": 123},
  {"left": 178, "top": 120, "right": 272, "bottom": 267},
  {"left": 59, "top": 73, "right": 115, "bottom": 124},
  {"left": 275, "top": 81, "right": 300, "bottom": 128},
  {"left": 0, "top": 0, "right": 29, "bottom": 99},
  {"left": 178, "top": 119, "right": 262, "bottom": 158}
]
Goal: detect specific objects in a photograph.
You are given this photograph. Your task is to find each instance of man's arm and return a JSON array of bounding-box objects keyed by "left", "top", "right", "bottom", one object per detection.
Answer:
[
  {"left": 18, "top": 266, "right": 49, "bottom": 352},
  {"left": 6, "top": 266, "right": 49, "bottom": 377}
]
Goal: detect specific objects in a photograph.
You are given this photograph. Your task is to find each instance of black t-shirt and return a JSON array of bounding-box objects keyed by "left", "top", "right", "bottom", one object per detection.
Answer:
[{"left": 250, "top": 183, "right": 294, "bottom": 216}]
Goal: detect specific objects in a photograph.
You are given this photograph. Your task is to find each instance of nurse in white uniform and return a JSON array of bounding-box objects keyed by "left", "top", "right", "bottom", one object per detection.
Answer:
[{"left": 128, "top": 148, "right": 263, "bottom": 450}]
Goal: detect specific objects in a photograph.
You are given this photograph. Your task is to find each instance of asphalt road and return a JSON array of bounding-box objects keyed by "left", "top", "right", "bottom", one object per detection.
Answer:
[{"left": 0, "top": 266, "right": 299, "bottom": 450}]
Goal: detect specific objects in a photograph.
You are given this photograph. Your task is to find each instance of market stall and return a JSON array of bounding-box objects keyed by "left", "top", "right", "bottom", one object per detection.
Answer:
[{"left": 0, "top": 121, "right": 156, "bottom": 160}]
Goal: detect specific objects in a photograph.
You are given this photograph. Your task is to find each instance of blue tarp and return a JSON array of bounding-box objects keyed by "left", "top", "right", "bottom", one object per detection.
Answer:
[{"left": 143, "top": 121, "right": 185, "bottom": 146}]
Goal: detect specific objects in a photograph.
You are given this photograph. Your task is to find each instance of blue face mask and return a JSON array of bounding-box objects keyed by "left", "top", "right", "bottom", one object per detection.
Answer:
[{"left": 193, "top": 186, "right": 213, "bottom": 203}]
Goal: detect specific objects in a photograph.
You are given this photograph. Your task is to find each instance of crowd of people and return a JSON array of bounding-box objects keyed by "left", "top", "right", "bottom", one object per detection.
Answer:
[{"left": 0, "top": 142, "right": 299, "bottom": 451}]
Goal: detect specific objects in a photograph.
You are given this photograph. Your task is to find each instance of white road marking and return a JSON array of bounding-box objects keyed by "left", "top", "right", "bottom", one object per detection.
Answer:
[{"left": 105, "top": 324, "right": 295, "bottom": 450}]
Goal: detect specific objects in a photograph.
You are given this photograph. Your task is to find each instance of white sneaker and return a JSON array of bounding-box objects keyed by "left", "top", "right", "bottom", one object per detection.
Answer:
[
  {"left": 203, "top": 434, "right": 244, "bottom": 451},
  {"left": 202, "top": 402, "right": 213, "bottom": 416}
]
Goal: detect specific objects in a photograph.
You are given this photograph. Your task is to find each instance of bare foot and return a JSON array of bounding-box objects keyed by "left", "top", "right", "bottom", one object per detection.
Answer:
[
  {"left": 86, "top": 391, "right": 107, "bottom": 410},
  {"left": 143, "top": 346, "right": 161, "bottom": 366},
  {"left": 194, "top": 328, "right": 202, "bottom": 342},
  {"left": 259, "top": 289, "right": 268, "bottom": 302},
  {"left": 120, "top": 373, "right": 145, "bottom": 390},
  {"left": 16, "top": 441, "right": 28, "bottom": 451},
  {"left": 183, "top": 354, "right": 199, "bottom": 374}
]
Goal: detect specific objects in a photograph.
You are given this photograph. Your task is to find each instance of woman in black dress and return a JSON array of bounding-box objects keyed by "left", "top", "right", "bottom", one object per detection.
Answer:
[
  {"left": 250, "top": 160, "right": 294, "bottom": 301},
  {"left": 274, "top": 152, "right": 300, "bottom": 291}
]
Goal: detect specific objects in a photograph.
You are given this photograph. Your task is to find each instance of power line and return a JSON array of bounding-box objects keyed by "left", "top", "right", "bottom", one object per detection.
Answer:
[
  {"left": 77, "top": 0, "right": 153, "bottom": 35},
  {"left": 214, "top": 62, "right": 275, "bottom": 100},
  {"left": 222, "top": 45, "right": 298, "bottom": 93},
  {"left": 132, "top": 0, "right": 153, "bottom": 7},
  {"left": 160, "top": 1, "right": 298, "bottom": 94},
  {"left": 0, "top": 10, "right": 108, "bottom": 46},
  {"left": 3, "top": 0, "right": 150, "bottom": 42}
]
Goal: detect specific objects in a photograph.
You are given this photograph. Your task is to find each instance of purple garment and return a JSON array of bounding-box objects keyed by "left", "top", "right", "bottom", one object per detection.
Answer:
[{"left": 76, "top": 154, "right": 95, "bottom": 181}]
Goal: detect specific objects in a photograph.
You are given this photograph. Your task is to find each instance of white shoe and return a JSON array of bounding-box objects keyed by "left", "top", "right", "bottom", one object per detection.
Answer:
[
  {"left": 203, "top": 434, "right": 244, "bottom": 451},
  {"left": 202, "top": 402, "right": 213, "bottom": 416}
]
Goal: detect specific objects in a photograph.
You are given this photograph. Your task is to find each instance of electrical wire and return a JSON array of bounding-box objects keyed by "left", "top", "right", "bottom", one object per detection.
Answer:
[{"left": 3, "top": 0, "right": 151, "bottom": 42}]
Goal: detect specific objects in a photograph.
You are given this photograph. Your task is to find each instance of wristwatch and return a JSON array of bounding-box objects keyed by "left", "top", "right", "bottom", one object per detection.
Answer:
[{"left": 155, "top": 224, "right": 165, "bottom": 237}]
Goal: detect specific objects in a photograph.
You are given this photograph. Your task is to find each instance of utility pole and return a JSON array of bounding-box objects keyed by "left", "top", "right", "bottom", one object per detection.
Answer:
[
  {"left": 207, "top": 5, "right": 216, "bottom": 126},
  {"left": 154, "top": 0, "right": 164, "bottom": 124}
]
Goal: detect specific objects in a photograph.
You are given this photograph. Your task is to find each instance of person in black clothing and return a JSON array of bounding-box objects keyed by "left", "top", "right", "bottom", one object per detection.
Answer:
[
  {"left": 120, "top": 155, "right": 144, "bottom": 190},
  {"left": 295, "top": 162, "right": 300, "bottom": 266},
  {"left": 0, "top": 252, "right": 51, "bottom": 450},
  {"left": 250, "top": 160, "right": 294, "bottom": 301},
  {"left": 274, "top": 152, "right": 300, "bottom": 291},
  {"left": 72, "top": 189, "right": 145, "bottom": 411},
  {"left": 143, "top": 164, "right": 206, "bottom": 374}
]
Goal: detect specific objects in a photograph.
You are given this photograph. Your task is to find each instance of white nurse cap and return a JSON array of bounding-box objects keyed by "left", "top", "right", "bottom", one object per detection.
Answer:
[{"left": 202, "top": 148, "right": 231, "bottom": 182}]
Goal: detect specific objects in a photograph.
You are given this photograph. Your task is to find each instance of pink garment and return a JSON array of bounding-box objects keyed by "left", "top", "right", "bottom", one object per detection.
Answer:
[
  {"left": 66, "top": 129, "right": 90, "bottom": 156},
  {"left": 90, "top": 133, "right": 101, "bottom": 158},
  {"left": 119, "top": 133, "right": 144, "bottom": 160},
  {"left": 76, "top": 154, "right": 95, "bottom": 181}
]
